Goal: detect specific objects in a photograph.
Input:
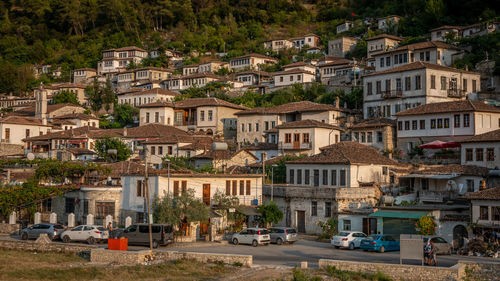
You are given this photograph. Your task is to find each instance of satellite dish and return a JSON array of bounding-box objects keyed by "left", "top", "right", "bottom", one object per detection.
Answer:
[
  {"left": 27, "top": 153, "right": 35, "bottom": 161},
  {"left": 447, "top": 180, "right": 458, "bottom": 191}
]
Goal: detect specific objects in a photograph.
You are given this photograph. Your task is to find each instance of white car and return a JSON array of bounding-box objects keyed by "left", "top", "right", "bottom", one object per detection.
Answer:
[
  {"left": 331, "top": 231, "right": 367, "bottom": 250},
  {"left": 232, "top": 228, "right": 271, "bottom": 247},
  {"left": 61, "top": 225, "right": 109, "bottom": 244}
]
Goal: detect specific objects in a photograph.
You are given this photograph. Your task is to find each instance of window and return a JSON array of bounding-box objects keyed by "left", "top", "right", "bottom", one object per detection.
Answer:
[
  {"left": 487, "top": 148, "right": 495, "bottom": 162},
  {"left": 155, "top": 112, "right": 159, "bottom": 123},
  {"left": 226, "top": 180, "right": 231, "bottom": 195},
  {"left": 151, "top": 146, "right": 156, "bottom": 155},
  {"left": 305, "top": 170, "right": 310, "bottom": 185},
  {"left": 367, "top": 132, "right": 373, "bottom": 142},
  {"left": 454, "top": 114, "right": 460, "bottom": 128},
  {"left": 167, "top": 146, "right": 172, "bottom": 155},
  {"left": 380, "top": 57, "right": 384, "bottom": 67},
  {"left": 472, "top": 80, "right": 477, "bottom": 92},
  {"left": 146, "top": 112, "right": 150, "bottom": 123},
  {"left": 466, "top": 149, "right": 473, "bottom": 161},
  {"left": 441, "top": 76, "right": 447, "bottom": 90},
  {"left": 463, "top": 79, "right": 467, "bottom": 92},
  {"left": 173, "top": 181, "right": 179, "bottom": 196},
  {"left": 437, "top": 119, "right": 443, "bottom": 129},
  {"left": 419, "top": 52, "right": 424, "bottom": 61},
  {"left": 361, "top": 132, "right": 366, "bottom": 142},
  {"left": 255, "top": 123, "right": 259, "bottom": 132},
  {"left": 246, "top": 180, "right": 251, "bottom": 195},
  {"left": 265, "top": 121, "right": 269, "bottom": 130},
  {"left": 430, "top": 75, "right": 436, "bottom": 89},
  {"left": 376, "top": 81, "right": 382, "bottom": 94},
  {"left": 200, "top": 110, "right": 205, "bottom": 121},
  {"left": 480, "top": 206, "right": 489, "bottom": 220},
  {"left": 425, "top": 51, "right": 430, "bottom": 61},
  {"left": 412, "top": 120, "right": 417, "bottom": 130},
  {"left": 444, "top": 118, "right": 450, "bottom": 128},
  {"left": 283, "top": 133, "right": 292, "bottom": 143},
  {"left": 476, "top": 148, "right": 484, "bottom": 161},
  {"left": 405, "top": 77, "right": 411, "bottom": 91},
  {"left": 386, "top": 56, "right": 391, "bottom": 66},
  {"left": 325, "top": 202, "right": 332, "bottom": 217},
  {"left": 385, "top": 79, "right": 391, "bottom": 92},
  {"left": 464, "top": 114, "right": 470, "bottom": 127},
  {"left": 136, "top": 180, "right": 143, "bottom": 197},
  {"left": 331, "top": 170, "right": 337, "bottom": 186},
  {"left": 313, "top": 169, "right": 320, "bottom": 186},
  {"left": 415, "top": 75, "right": 421, "bottom": 90},
  {"left": 367, "top": 82, "right": 373, "bottom": 95},
  {"left": 339, "top": 170, "right": 346, "bottom": 186},
  {"left": 240, "top": 180, "right": 245, "bottom": 195},
  {"left": 271, "top": 121, "right": 275, "bottom": 128},
  {"left": 398, "top": 121, "right": 403, "bottom": 131},
  {"left": 343, "top": 219, "right": 351, "bottom": 231},
  {"left": 297, "top": 169, "right": 302, "bottom": 184},
  {"left": 377, "top": 131, "right": 383, "bottom": 142},
  {"left": 65, "top": 198, "right": 75, "bottom": 213},
  {"left": 303, "top": 133, "right": 310, "bottom": 143},
  {"left": 404, "top": 121, "right": 410, "bottom": 130},
  {"left": 232, "top": 180, "right": 237, "bottom": 195},
  {"left": 311, "top": 201, "right": 317, "bottom": 216},
  {"left": 396, "top": 78, "right": 402, "bottom": 91},
  {"left": 494, "top": 207, "right": 500, "bottom": 221},
  {"left": 248, "top": 123, "right": 252, "bottom": 132},
  {"left": 25, "top": 129, "right": 30, "bottom": 138},
  {"left": 420, "top": 120, "right": 425, "bottom": 130},
  {"left": 289, "top": 169, "right": 295, "bottom": 184},
  {"left": 208, "top": 110, "right": 213, "bottom": 121},
  {"left": 322, "top": 170, "right": 328, "bottom": 185},
  {"left": 431, "top": 119, "right": 436, "bottom": 129},
  {"left": 241, "top": 123, "right": 245, "bottom": 132},
  {"left": 290, "top": 75, "right": 294, "bottom": 82},
  {"left": 95, "top": 202, "right": 115, "bottom": 219},
  {"left": 383, "top": 166, "right": 388, "bottom": 175},
  {"left": 181, "top": 180, "right": 187, "bottom": 194}
]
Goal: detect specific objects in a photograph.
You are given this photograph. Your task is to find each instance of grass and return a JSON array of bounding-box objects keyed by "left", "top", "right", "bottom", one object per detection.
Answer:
[{"left": 0, "top": 249, "right": 237, "bottom": 281}]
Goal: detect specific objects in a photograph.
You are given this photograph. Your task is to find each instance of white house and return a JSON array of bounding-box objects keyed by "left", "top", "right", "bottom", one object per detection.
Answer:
[
  {"left": 97, "top": 46, "right": 148, "bottom": 75},
  {"left": 0, "top": 116, "right": 53, "bottom": 146},
  {"left": 363, "top": 61, "right": 481, "bottom": 119},
  {"left": 430, "top": 26, "right": 462, "bottom": 42},
  {"left": 73, "top": 68, "right": 97, "bottom": 84},
  {"left": 229, "top": 53, "right": 278, "bottom": 72},
  {"left": 263, "top": 39, "right": 293, "bottom": 52},
  {"left": 118, "top": 88, "right": 179, "bottom": 106},
  {"left": 138, "top": 101, "right": 175, "bottom": 126},
  {"left": 395, "top": 100, "right": 500, "bottom": 154},
  {"left": 272, "top": 68, "right": 316, "bottom": 87},
  {"left": 377, "top": 15, "right": 401, "bottom": 31},
  {"left": 466, "top": 187, "right": 500, "bottom": 233},
  {"left": 336, "top": 21, "right": 354, "bottom": 34},
  {"left": 460, "top": 129, "right": 500, "bottom": 169},
  {"left": 282, "top": 62, "right": 317, "bottom": 74},
  {"left": 161, "top": 73, "right": 222, "bottom": 91},
  {"left": 366, "top": 34, "right": 403, "bottom": 60},
  {"left": 234, "top": 71, "right": 271, "bottom": 87}
]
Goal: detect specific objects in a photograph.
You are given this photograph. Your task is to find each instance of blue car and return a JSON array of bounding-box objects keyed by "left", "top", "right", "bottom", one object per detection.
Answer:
[{"left": 360, "top": 234, "right": 400, "bottom": 253}]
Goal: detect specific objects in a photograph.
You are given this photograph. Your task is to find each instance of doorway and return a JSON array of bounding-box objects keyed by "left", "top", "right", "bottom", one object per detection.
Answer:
[
  {"left": 297, "top": 210, "right": 306, "bottom": 233},
  {"left": 202, "top": 184, "right": 210, "bottom": 205},
  {"left": 363, "top": 218, "right": 378, "bottom": 235},
  {"left": 293, "top": 133, "right": 300, "bottom": 149},
  {"left": 453, "top": 225, "right": 468, "bottom": 248}
]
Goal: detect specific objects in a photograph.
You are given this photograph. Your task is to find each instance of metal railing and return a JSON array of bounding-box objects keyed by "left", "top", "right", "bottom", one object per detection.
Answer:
[
  {"left": 382, "top": 90, "right": 403, "bottom": 99},
  {"left": 447, "top": 89, "right": 466, "bottom": 98}
]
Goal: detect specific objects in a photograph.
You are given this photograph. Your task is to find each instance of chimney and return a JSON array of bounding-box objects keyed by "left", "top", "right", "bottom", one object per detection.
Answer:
[
  {"left": 465, "top": 65, "right": 469, "bottom": 71},
  {"left": 35, "top": 84, "right": 48, "bottom": 125},
  {"left": 335, "top": 96, "right": 340, "bottom": 108}
]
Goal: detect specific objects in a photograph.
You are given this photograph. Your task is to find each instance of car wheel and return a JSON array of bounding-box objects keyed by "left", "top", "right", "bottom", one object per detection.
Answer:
[
  {"left": 62, "top": 236, "right": 71, "bottom": 243},
  {"left": 232, "top": 238, "right": 239, "bottom": 245},
  {"left": 87, "top": 236, "right": 96, "bottom": 245},
  {"left": 252, "top": 240, "right": 258, "bottom": 247},
  {"left": 334, "top": 246, "right": 340, "bottom": 249},
  {"left": 152, "top": 239, "right": 159, "bottom": 249},
  {"left": 379, "top": 246, "right": 385, "bottom": 253},
  {"left": 348, "top": 243, "right": 355, "bottom": 250},
  {"left": 276, "top": 238, "right": 283, "bottom": 245},
  {"left": 21, "top": 232, "right": 28, "bottom": 240}
]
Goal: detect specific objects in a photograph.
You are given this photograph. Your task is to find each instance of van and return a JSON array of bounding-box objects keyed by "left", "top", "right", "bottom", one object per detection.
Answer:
[{"left": 120, "top": 223, "right": 173, "bottom": 248}]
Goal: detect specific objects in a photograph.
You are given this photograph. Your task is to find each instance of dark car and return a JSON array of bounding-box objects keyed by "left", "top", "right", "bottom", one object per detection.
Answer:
[
  {"left": 120, "top": 224, "right": 173, "bottom": 248},
  {"left": 20, "top": 223, "right": 65, "bottom": 240}
]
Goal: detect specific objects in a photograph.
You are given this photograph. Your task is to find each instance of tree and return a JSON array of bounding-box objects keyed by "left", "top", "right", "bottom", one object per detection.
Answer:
[
  {"left": 94, "top": 137, "right": 132, "bottom": 162},
  {"left": 113, "top": 103, "right": 139, "bottom": 127},
  {"left": 52, "top": 90, "right": 79, "bottom": 105},
  {"left": 317, "top": 218, "right": 338, "bottom": 239},
  {"left": 86, "top": 80, "right": 102, "bottom": 112},
  {"left": 212, "top": 190, "right": 245, "bottom": 223},
  {"left": 101, "top": 80, "right": 116, "bottom": 112},
  {"left": 152, "top": 189, "right": 210, "bottom": 228},
  {"left": 258, "top": 201, "right": 283, "bottom": 226}
]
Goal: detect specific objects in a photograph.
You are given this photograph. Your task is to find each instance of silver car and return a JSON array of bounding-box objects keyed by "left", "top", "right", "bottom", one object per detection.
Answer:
[
  {"left": 20, "top": 223, "right": 65, "bottom": 241},
  {"left": 269, "top": 227, "right": 298, "bottom": 245},
  {"left": 232, "top": 228, "right": 271, "bottom": 247}
]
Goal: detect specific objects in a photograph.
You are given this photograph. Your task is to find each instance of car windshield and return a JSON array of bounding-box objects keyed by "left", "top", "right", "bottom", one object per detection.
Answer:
[
  {"left": 259, "top": 229, "right": 269, "bottom": 235},
  {"left": 54, "top": 224, "right": 64, "bottom": 229},
  {"left": 337, "top": 232, "right": 350, "bottom": 237},
  {"left": 286, "top": 229, "right": 296, "bottom": 234}
]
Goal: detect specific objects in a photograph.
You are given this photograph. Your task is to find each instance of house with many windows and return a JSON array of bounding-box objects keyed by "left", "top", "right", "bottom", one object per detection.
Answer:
[
  {"left": 137, "top": 101, "right": 174, "bottom": 126},
  {"left": 363, "top": 61, "right": 481, "bottom": 119},
  {"left": 366, "top": 34, "right": 403, "bottom": 62},
  {"left": 345, "top": 118, "right": 397, "bottom": 152},
  {"left": 272, "top": 68, "right": 316, "bottom": 87},
  {"left": 97, "top": 46, "right": 148, "bottom": 75},
  {"left": 460, "top": 129, "right": 500, "bottom": 169},
  {"left": 73, "top": 68, "right": 97, "bottom": 85},
  {"left": 263, "top": 39, "right": 293, "bottom": 52},
  {"left": 466, "top": 187, "right": 500, "bottom": 234},
  {"left": 317, "top": 58, "right": 359, "bottom": 85},
  {"left": 117, "top": 88, "right": 179, "bottom": 106},
  {"left": 233, "top": 71, "right": 271, "bottom": 87},
  {"left": 229, "top": 53, "right": 278, "bottom": 72},
  {"left": 394, "top": 100, "right": 500, "bottom": 154},
  {"left": 328, "top": 37, "right": 359, "bottom": 58},
  {"left": 336, "top": 21, "right": 354, "bottom": 34},
  {"left": 161, "top": 73, "right": 222, "bottom": 91},
  {"left": 235, "top": 101, "right": 342, "bottom": 144}
]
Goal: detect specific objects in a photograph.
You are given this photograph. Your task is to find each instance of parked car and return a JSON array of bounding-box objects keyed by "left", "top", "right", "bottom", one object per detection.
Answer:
[
  {"left": 423, "top": 236, "right": 451, "bottom": 255},
  {"left": 360, "top": 234, "right": 400, "bottom": 253},
  {"left": 119, "top": 224, "right": 173, "bottom": 248},
  {"left": 232, "top": 228, "right": 271, "bottom": 247},
  {"left": 331, "top": 231, "right": 367, "bottom": 250},
  {"left": 60, "top": 225, "right": 109, "bottom": 244},
  {"left": 20, "top": 223, "right": 64, "bottom": 241},
  {"left": 268, "top": 227, "right": 298, "bottom": 245}
]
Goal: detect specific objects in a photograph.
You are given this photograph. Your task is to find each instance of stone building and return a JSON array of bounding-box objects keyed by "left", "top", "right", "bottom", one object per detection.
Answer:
[{"left": 344, "top": 118, "right": 397, "bottom": 152}]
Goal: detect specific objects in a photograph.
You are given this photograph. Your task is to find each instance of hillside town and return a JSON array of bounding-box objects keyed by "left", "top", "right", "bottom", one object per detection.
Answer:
[{"left": 1, "top": 5, "right": 500, "bottom": 280}]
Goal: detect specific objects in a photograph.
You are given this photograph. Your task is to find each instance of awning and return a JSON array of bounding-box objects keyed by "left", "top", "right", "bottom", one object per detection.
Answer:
[
  {"left": 400, "top": 174, "right": 457, "bottom": 179},
  {"left": 368, "top": 211, "right": 429, "bottom": 219},
  {"left": 419, "top": 140, "right": 461, "bottom": 149}
]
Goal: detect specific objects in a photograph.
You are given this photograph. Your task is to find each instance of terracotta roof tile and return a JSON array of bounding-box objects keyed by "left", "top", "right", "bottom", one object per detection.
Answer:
[
  {"left": 466, "top": 187, "right": 500, "bottom": 200},
  {"left": 351, "top": 118, "right": 396, "bottom": 129},
  {"left": 230, "top": 53, "right": 278, "bottom": 61},
  {"left": 137, "top": 101, "right": 174, "bottom": 108},
  {"left": 272, "top": 68, "right": 315, "bottom": 76},
  {"left": 0, "top": 116, "right": 52, "bottom": 126},
  {"left": 173, "top": 98, "right": 247, "bottom": 110},
  {"left": 287, "top": 142, "right": 397, "bottom": 165},
  {"left": 53, "top": 113, "right": 99, "bottom": 121},
  {"left": 382, "top": 41, "right": 460, "bottom": 54},
  {"left": 235, "top": 101, "right": 340, "bottom": 116},
  {"left": 365, "top": 61, "right": 477, "bottom": 77},
  {"left": 117, "top": 88, "right": 178, "bottom": 96},
  {"left": 272, "top": 119, "right": 343, "bottom": 130},
  {"left": 395, "top": 100, "right": 500, "bottom": 116},
  {"left": 461, "top": 129, "right": 500, "bottom": 143},
  {"left": 412, "top": 164, "right": 490, "bottom": 177},
  {"left": 366, "top": 34, "right": 404, "bottom": 41}
]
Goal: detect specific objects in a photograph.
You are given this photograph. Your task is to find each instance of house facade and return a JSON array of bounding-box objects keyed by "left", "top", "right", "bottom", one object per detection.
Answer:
[
  {"left": 272, "top": 69, "right": 316, "bottom": 87},
  {"left": 161, "top": 73, "right": 222, "bottom": 91},
  {"left": 336, "top": 21, "right": 354, "bottom": 34},
  {"left": 466, "top": 187, "right": 500, "bottom": 233},
  {"left": 263, "top": 39, "right": 293, "bottom": 52},
  {"left": 366, "top": 34, "right": 403, "bottom": 60},
  {"left": 0, "top": 116, "right": 53, "bottom": 146},
  {"left": 460, "top": 129, "right": 500, "bottom": 169},
  {"left": 229, "top": 54, "right": 278, "bottom": 72},
  {"left": 118, "top": 88, "right": 178, "bottom": 106},
  {"left": 328, "top": 37, "right": 359, "bottom": 58},
  {"left": 346, "top": 118, "right": 397, "bottom": 152},
  {"left": 73, "top": 68, "right": 97, "bottom": 84},
  {"left": 97, "top": 46, "right": 148, "bottom": 74},
  {"left": 138, "top": 102, "right": 175, "bottom": 126}
]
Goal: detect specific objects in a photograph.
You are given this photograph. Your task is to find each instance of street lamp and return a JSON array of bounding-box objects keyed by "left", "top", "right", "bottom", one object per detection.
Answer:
[
  {"left": 271, "top": 164, "right": 278, "bottom": 201},
  {"left": 164, "top": 158, "right": 171, "bottom": 195},
  {"left": 135, "top": 145, "right": 154, "bottom": 252}
]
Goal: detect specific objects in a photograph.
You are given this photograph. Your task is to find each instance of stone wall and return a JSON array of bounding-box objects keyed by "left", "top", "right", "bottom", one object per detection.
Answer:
[
  {"left": 0, "top": 143, "right": 24, "bottom": 156},
  {"left": 458, "top": 260, "right": 500, "bottom": 281},
  {"left": 91, "top": 248, "right": 151, "bottom": 265},
  {"left": 154, "top": 251, "right": 252, "bottom": 267},
  {"left": 0, "top": 239, "right": 96, "bottom": 254},
  {"left": 0, "top": 223, "right": 20, "bottom": 234},
  {"left": 318, "top": 259, "right": 465, "bottom": 281}
]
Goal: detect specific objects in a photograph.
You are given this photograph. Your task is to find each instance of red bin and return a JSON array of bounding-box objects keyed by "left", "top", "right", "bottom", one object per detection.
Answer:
[{"left": 108, "top": 238, "right": 128, "bottom": 251}]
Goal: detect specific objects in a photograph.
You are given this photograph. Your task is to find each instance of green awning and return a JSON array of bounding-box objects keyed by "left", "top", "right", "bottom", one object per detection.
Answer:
[{"left": 368, "top": 211, "right": 429, "bottom": 219}]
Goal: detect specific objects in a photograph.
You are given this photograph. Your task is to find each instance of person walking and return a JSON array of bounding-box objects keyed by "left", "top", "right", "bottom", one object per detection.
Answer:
[
  {"left": 424, "top": 239, "right": 432, "bottom": 265},
  {"left": 429, "top": 240, "right": 438, "bottom": 266},
  {"left": 107, "top": 222, "right": 113, "bottom": 238}
]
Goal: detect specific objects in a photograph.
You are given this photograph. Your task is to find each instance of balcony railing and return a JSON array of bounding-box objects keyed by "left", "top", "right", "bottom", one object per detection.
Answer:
[
  {"left": 447, "top": 89, "right": 466, "bottom": 98},
  {"left": 174, "top": 120, "right": 196, "bottom": 126},
  {"left": 382, "top": 90, "right": 403, "bottom": 99},
  {"left": 0, "top": 139, "right": 10, "bottom": 143}
]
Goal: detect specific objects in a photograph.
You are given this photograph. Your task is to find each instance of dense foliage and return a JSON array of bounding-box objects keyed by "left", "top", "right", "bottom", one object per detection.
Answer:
[
  {"left": 258, "top": 200, "right": 283, "bottom": 225},
  {"left": 94, "top": 137, "right": 132, "bottom": 162},
  {"left": 152, "top": 189, "right": 210, "bottom": 227},
  {"left": 0, "top": 1, "right": 497, "bottom": 95},
  {"left": 51, "top": 90, "right": 79, "bottom": 105}
]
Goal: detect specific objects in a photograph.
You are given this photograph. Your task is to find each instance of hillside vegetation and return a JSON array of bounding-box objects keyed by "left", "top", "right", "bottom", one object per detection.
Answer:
[{"left": 0, "top": 0, "right": 498, "bottom": 95}]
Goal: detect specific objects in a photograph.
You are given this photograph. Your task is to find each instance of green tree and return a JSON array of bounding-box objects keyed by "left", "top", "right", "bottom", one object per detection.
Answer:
[
  {"left": 113, "top": 103, "right": 138, "bottom": 127},
  {"left": 86, "top": 80, "right": 102, "bottom": 112},
  {"left": 317, "top": 218, "right": 338, "bottom": 239},
  {"left": 52, "top": 90, "right": 79, "bottom": 105},
  {"left": 152, "top": 189, "right": 210, "bottom": 228},
  {"left": 258, "top": 201, "right": 283, "bottom": 226},
  {"left": 101, "top": 80, "right": 116, "bottom": 112},
  {"left": 94, "top": 137, "right": 132, "bottom": 162}
]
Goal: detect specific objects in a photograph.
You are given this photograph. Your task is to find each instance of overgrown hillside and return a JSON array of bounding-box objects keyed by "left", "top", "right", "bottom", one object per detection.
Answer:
[{"left": 0, "top": 0, "right": 498, "bottom": 95}]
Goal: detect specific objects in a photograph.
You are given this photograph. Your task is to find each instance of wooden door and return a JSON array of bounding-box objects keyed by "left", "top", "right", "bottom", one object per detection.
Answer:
[
  {"left": 293, "top": 133, "right": 300, "bottom": 149},
  {"left": 297, "top": 211, "right": 306, "bottom": 233},
  {"left": 202, "top": 184, "right": 210, "bottom": 205}
]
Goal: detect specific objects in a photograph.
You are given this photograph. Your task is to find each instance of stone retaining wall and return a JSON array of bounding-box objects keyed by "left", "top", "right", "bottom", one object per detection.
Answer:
[
  {"left": 318, "top": 259, "right": 465, "bottom": 281},
  {"left": 0, "top": 223, "right": 20, "bottom": 234},
  {"left": 154, "top": 251, "right": 252, "bottom": 266},
  {"left": 0, "top": 239, "right": 96, "bottom": 254},
  {"left": 458, "top": 260, "right": 500, "bottom": 281},
  {"left": 91, "top": 248, "right": 151, "bottom": 265}
]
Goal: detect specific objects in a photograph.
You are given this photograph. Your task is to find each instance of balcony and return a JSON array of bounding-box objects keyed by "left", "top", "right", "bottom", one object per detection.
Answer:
[
  {"left": 0, "top": 139, "right": 10, "bottom": 143},
  {"left": 381, "top": 90, "right": 403, "bottom": 99},
  {"left": 279, "top": 142, "right": 312, "bottom": 150},
  {"left": 174, "top": 120, "right": 196, "bottom": 126},
  {"left": 447, "top": 89, "right": 466, "bottom": 98}
]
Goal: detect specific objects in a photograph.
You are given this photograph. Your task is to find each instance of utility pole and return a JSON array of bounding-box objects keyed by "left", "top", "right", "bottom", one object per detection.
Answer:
[{"left": 144, "top": 147, "right": 153, "bottom": 251}]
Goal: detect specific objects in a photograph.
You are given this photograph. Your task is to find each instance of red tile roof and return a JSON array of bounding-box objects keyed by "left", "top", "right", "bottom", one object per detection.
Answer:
[
  {"left": 0, "top": 116, "right": 52, "bottom": 126},
  {"left": 395, "top": 100, "right": 500, "bottom": 116},
  {"left": 412, "top": 164, "right": 490, "bottom": 177},
  {"left": 235, "top": 101, "right": 340, "bottom": 116},
  {"left": 461, "top": 129, "right": 500, "bottom": 143},
  {"left": 272, "top": 119, "right": 343, "bottom": 130},
  {"left": 230, "top": 53, "right": 278, "bottom": 61},
  {"left": 366, "top": 34, "right": 403, "bottom": 41},
  {"left": 466, "top": 187, "right": 500, "bottom": 200},
  {"left": 173, "top": 98, "right": 247, "bottom": 110},
  {"left": 381, "top": 41, "right": 460, "bottom": 54},
  {"left": 117, "top": 88, "right": 179, "bottom": 97},
  {"left": 137, "top": 101, "right": 174, "bottom": 108}
]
